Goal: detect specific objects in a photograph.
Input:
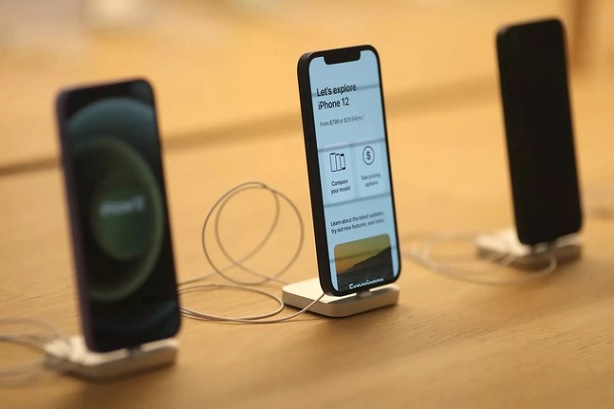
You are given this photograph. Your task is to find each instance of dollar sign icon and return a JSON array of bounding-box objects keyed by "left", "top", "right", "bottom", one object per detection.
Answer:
[{"left": 363, "top": 146, "right": 375, "bottom": 165}]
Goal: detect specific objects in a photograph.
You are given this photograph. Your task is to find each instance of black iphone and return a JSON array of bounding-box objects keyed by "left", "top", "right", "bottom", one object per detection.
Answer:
[
  {"left": 298, "top": 45, "right": 401, "bottom": 296},
  {"left": 56, "top": 79, "right": 181, "bottom": 352},
  {"left": 497, "top": 18, "right": 582, "bottom": 245}
]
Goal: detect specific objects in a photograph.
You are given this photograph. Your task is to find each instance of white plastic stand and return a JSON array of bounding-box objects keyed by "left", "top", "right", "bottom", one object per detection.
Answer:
[
  {"left": 44, "top": 335, "right": 178, "bottom": 381},
  {"left": 475, "top": 228, "right": 581, "bottom": 268},
  {"left": 282, "top": 277, "right": 399, "bottom": 317}
]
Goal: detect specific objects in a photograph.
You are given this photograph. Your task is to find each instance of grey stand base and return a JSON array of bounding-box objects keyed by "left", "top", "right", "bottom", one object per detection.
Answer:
[
  {"left": 475, "top": 228, "right": 581, "bottom": 267},
  {"left": 44, "top": 335, "right": 178, "bottom": 381},
  {"left": 282, "top": 277, "right": 399, "bottom": 317}
]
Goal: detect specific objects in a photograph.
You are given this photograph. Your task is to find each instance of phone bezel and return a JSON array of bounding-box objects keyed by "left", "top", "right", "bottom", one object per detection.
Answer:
[
  {"left": 56, "top": 78, "right": 181, "bottom": 352},
  {"left": 496, "top": 18, "right": 582, "bottom": 245},
  {"left": 297, "top": 44, "right": 401, "bottom": 296}
]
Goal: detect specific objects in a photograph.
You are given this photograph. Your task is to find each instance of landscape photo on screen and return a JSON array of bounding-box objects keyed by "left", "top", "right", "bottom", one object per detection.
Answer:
[{"left": 334, "top": 233, "right": 393, "bottom": 291}]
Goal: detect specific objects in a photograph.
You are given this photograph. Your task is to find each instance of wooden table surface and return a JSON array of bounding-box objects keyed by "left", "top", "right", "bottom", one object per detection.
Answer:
[{"left": 2, "top": 1, "right": 614, "bottom": 408}]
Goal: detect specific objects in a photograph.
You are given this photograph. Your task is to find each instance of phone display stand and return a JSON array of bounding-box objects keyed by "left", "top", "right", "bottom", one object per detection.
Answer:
[
  {"left": 44, "top": 335, "right": 178, "bottom": 381},
  {"left": 475, "top": 227, "right": 581, "bottom": 267},
  {"left": 282, "top": 277, "right": 399, "bottom": 318}
]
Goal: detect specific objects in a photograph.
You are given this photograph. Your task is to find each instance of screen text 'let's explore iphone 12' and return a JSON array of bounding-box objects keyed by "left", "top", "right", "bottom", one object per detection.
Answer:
[{"left": 298, "top": 45, "right": 401, "bottom": 296}]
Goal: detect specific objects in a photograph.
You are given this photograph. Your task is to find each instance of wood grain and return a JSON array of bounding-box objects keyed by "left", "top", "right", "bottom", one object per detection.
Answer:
[{"left": 2, "top": 1, "right": 614, "bottom": 408}]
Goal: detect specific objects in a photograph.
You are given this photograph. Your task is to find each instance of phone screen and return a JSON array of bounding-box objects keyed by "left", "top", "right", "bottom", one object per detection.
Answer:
[
  {"left": 497, "top": 19, "right": 582, "bottom": 245},
  {"left": 57, "top": 79, "right": 180, "bottom": 351},
  {"left": 300, "top": 46, "right": 400, "bottom": 295}
]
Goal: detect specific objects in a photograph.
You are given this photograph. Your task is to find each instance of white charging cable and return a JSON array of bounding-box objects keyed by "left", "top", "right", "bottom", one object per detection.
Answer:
[
  {"left": 0, "top": 318, "right": 70, "bottom": 384},
  {"left": 179, "top": 182, "right": 324, "bottom": 323},
  {"left": 405, "top": 231, "right": 558, "bottom": 285}
]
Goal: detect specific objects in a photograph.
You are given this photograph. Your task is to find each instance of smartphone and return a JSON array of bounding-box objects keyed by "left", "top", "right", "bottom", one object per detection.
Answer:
[
  {"left": 298, "top": 45, "right": 401, "bottom": 296},
  {"left": 497, "top": 18, "right": 582, "bottom": 245},
  {"left": 56, "top": 79, "right": 181, "bottom": 352}
]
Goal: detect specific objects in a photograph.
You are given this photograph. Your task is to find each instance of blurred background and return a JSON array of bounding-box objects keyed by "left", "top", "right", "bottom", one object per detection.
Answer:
[{"left": 0, "top": 0, "right": 613, "bottom": 173}]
